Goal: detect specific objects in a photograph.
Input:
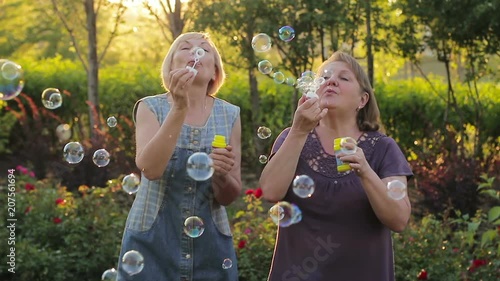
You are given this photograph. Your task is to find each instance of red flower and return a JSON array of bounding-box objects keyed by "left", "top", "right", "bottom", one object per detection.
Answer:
[
  {"left": 245, "top": 189, "right": 254, "bottom": 195},
  {"left": 254, "top": 188, "right": 263, "bottom": 199},
  {"left": 55, "top": 198, "right": 65, "bottom": 205},
  {"left": 238, "top": 240, "right": 246, "bottom": 249},
  {"left": 417, "top": 269, "right": 428, "bottom": 280},
  {"left": 25, "top": 183, "right": 35, "bottom": 191},
  {"left": 469, "top": 259, "right": 487, "bottom": 272},
  {"left": 24, "top": 206, "right": 32, "bottom": 214},
  {"left": 53, "top": 217, "right": 62, "bottom": 224}
]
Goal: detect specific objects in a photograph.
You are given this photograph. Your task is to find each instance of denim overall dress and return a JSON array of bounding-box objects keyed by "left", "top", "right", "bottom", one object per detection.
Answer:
[{"left": 117, "top": 94, "right": 239, "bottom": 281}]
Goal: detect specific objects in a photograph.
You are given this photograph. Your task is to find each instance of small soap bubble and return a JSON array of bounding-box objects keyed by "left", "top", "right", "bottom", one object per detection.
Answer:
[
  {"left": 107, "top": 116, "right": 117, "bottom": 127},
  {"left": 278, "top": 26, "right": 295, "bottom": 42},
  {"left": 93, "top": 148, "right": 110, "bottom": 167},
  {"left": 387, "top": 180, "right": 407, "bottom": 200},
  {"left": 292, "top": 175, "right": 315, "bottom": 198},
  {"left": 258, "top": 60, "right": 273, "bottom": 75},
  {"left": 122, "top": 173, "right": 140, "bottom": 194},
  {"left": 269, "top": 204, "right": 285, "bottom": 223},
  {"left": 0, "top": 59, "right": 24, "bottom": 101},
  {"left": 285, "top": 77, "right": 296, "bottom": 86},
  {"left": 273, "top": 71, "right": 285, "bottom": 84},
  {"left": 340, "top": 137, "right": 358, "bottom": 155},
  {"left": 63, "top": 142, "right": 84, "bottom": 164},
  {"left": 41, "top": 88, "right": 63, "bottom": 109},
  {"left": 257, "top": 126, "right": 272, "bottom": 139},
  {"left": 251, "top": 33, "right": 272, "bottom": 52},
  {"left": 56, "top": 124, "right": 71, "bottom": 142},
  {"left": 222, "top": 258, "right": 233, "bottom": 269},
  {"left": 184, "top": 216, "right": 205, "bottom": 238},
  {"left": 101, "top": 268, "right": 117, "bottom": 280},
  {"left": 258, "top": 155, "right": 268, "bottom": 164},
  {"left": 122, "top": 250, "right": 144, "bottom": 276},
  {"left": 186, "top": 152, "right": 214, "bottom": 181},
  {"left": 290, "top": 203, "right": 303, "bottom": 224}
]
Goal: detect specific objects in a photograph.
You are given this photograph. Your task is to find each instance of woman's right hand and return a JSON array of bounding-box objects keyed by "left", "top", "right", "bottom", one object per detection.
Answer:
[
  {"left": 291, "top": 95, "right": 328, "bottom": 134},
  {"left": 167, "top": 68, "right": 195, "bottom": 110}
]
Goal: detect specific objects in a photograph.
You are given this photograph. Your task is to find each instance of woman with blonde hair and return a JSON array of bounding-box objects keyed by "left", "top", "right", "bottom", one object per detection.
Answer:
[{"left": 117, "top": 32, "right": 241, "bottom": 281}]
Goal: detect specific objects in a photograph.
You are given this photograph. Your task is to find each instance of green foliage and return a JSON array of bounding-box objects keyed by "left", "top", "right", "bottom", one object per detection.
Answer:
[
  {"left": 0, "top": 166, "right": 131, "bottom": 281},
  {"left": 231, "top": 189, "right": 276, "bottom": 281}
]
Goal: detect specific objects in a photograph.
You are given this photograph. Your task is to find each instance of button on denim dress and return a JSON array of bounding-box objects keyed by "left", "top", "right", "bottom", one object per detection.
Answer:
[{"left": 117, "top": 94, "right": 239, "bottom": 281}]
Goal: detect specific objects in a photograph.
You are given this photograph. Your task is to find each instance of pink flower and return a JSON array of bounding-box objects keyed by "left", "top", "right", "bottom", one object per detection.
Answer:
[
  {"left": 16, "top": 165, "right": 28, "bottom": 175},
  {"left": 417, "top": 269, "right": 428, "bottom": 280},
  {"left": 53, "top": 217, "right": 62, "bottom": 224},
  {"left": 25, "top": 183, "right": 35, "bottom": 191},
  {"left": 244, "top": 228, "right": 252, "bottom": 235},
  {"left": 28, "top": 171, "right": 35, "bottom": 178},
  {"left": 254, "top": 188, "right": 263, "bottom": 199}
]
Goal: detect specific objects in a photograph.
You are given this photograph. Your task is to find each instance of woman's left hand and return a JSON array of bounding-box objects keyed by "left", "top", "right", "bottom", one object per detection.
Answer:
[
  {"left": 337, "top": 142, "right": 371, "bottom": 176},
  {"left": 210, "top": 145, "right": 235, "bottom": 177}
]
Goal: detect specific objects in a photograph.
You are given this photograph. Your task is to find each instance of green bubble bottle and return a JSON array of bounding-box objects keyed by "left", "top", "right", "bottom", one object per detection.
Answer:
[
  {"left": 212, "top": 135, "right": 227, "bottom": 148},
  {"left": 333, "top": 138, "right": 352, "bottom": 172}
]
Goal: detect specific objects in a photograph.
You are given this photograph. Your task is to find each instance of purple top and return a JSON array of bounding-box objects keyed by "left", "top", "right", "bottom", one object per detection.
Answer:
[{"left": 267, "top": 128, "right": 413, "bottom": 281}]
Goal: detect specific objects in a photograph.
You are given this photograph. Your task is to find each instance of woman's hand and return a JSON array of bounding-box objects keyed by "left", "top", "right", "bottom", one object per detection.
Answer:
[
  {"left": 167, "top": 68, "right": 195, "bottom": 110},
  {"left": 337, "top": 142, "right": 371, "bottom": 176},
  {"left": 291, "top": 96, "right": 328, "bottom": 135},
  {"left": 210, "top": 145, "right": 235, "bottom": 177}
]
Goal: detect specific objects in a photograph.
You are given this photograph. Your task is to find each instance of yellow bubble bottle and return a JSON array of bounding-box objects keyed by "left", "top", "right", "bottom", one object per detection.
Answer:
[{"left": 333, "top": 138, "right": 352, "bottom": 172}]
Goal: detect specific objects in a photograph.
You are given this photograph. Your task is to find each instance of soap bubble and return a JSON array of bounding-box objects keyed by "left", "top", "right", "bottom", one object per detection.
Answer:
[
  {"left": 292, "top": 174, "right": 315, "bottom": 198},
  {"left": 55, "top": 124, "right": 71, "bottom": 142},
  {"left": 184, "top": 216, "right": 205, "bottom": 238},
  {"left": 93, "top": 148, "right": 110, "bottom": 167},
  {"left": 122, "top": 250, "right": 144, "bottom": 276},
  {"left": 0, "top": 59, "right": 24, "bottom": 101},
  {"left": 258, "top": 155, "right": 268, "bottom": 164},
  {"left": 285, "top": 77, "right": 296, "bottom": 86},
  {"left": 340, "top": 137, "right": 358, "bottom": 155},
  {"left": 269, "top": 201, "right": 301, "bottom": 227},
  {"left": 63, "top": 142, "right": 84, "bottom": 164},
  {"left": 101, "top": 268, "right": 117, "bottom": 280},
  {"left": 258, "top": 60, "right": 273, "bottom": 75},
  {"left": 387, "top": 180, "right": 407, "bottom": 200},
  {"left": 222, "top": 258, "right": 233, "bottom": 269},
  {"left": 278, "top": 26, "right": 295, "bottom": 42},
  {"left": 273, "top": 71, "right": 285, "bottom": 84},
  {"left": 122, "top": 173, "right": 140, "bottom": 194},
  {"left": 41, "top": 88, "right": 63, "bottom": 109},
  {"left": 107, "top": 116, "right": 117, "bottom": 127},
  {"left": 257, "top": 126, "right": 272, "bottom": 139},
  {"left": 186, "top": 152, "right": 214, "bottom": 181},
  {"left": 251, "top": 33, "right": 272, "bottom": 52}
]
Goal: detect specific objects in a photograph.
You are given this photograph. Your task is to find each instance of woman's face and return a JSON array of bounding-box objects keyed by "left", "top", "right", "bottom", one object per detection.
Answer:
[
  {"left": 317, "top": 61, "right": 363, "bottom": 111},
  {"left": 171, "top": 38, "right": 216, "bottom": 82}
]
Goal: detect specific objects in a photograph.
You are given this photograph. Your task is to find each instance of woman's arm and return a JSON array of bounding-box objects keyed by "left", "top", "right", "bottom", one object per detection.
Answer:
[
  {"left": 211, "top": 116, "right": 242, "bottom": 205},
  {"left": 135, "top": 101, "right": 186, "bottom": 180}
]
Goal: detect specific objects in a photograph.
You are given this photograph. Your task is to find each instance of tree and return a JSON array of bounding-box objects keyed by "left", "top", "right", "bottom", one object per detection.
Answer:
[
  {"left": 48, "top": 0, "right": 128, "bottom": 142},
  {"left": 143, "top": 0, "right": 189, "bottom": 43}
]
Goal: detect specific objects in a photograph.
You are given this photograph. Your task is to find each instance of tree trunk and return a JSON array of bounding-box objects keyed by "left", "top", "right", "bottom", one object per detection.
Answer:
[
  {"left": 85, "top": 0, "right": 100, "bottom": 143},
  {"left": 365, "top": 0, "right": 374, "bottom": 87}
]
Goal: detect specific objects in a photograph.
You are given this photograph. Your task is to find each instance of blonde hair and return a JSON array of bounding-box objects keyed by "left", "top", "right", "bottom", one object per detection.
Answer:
[
  {"left": 318, "top": 51, "right": 383, "bottom": 132},
  {"left": 161, "top": 32, "right": 225, "bottom": 96}
]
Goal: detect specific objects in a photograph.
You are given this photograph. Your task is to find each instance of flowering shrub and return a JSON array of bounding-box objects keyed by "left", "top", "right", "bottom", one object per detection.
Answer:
[
  {"left": 232, "top": 188, "right": 277, "bottom": 281},
  {"left": 0, "top": 166, "right": 132, "bottom": 281},
  {"left": 394, "top": 175, "right": 499, "bottom": 281}
]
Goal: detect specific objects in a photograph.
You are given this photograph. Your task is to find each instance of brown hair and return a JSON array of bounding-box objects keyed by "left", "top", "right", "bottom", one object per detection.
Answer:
[
  {"left": 318, "top": 51, "right": 383, "bottom": 132},
  {"left": 161, "top": 32, "right": 225, "bottom": 96}
]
